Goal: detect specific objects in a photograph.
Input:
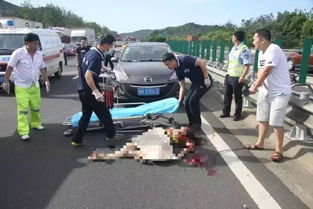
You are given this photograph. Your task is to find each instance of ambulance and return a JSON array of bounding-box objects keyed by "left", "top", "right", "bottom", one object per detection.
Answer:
[{"left": 0, "top": 28, "right": 64, "bottom": 86}]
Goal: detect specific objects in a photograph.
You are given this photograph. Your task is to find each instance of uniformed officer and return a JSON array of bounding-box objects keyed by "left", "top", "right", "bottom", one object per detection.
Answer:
[
  {"left": 72, "top": 34, "right": 116, "bottom": 147},
  {"left": 163, "top": 52, "right": 212, "bottom": 132},
  {"left": 220, "top": 30, "right": 251, "bottom": 121},
  {"left": 2, "top": 33, "right": 50, "bottom": 141}
]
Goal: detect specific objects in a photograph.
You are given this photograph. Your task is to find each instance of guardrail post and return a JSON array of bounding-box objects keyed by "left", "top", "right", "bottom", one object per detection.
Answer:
[
  {"left": 219, "top": 40, "right": 225, "bottom": 64},
  {"left": 183, "top": 41, "right": 188, "bottom": 54},
  {"left": 206, "top": 40, "right": 211, "bottom": 60},
  {"left": 253, "top": 50, "right": 259, "bottom": 72},
  {"left": 195, "top": 41, "right": 199, "bottom": 57},
  {"left": 274, "top": 39, "right": 282, "bottom": 47},
  {"left": 299, "top": 38, "right": 313, "bottom": 84},
  {"left": 229, "top": 40, "right": 233, "bottom": 52},
  {"left": 212, "top": 40, "right": 217, "bottom": 62},
  {"left": 187, "top": 41, "right": 191, "bottom": 55},
  {"left": 200, "top": 41, "right": 206, "bottom": 58},
  {"left": 190, "top": 41, "right": 195, "bottom": 56},
  {"left": 180, "top": 41, "right": 185, "bottom": 53},
  {"left": 178, "top": 41, "right": 184, "bottom": 53}
]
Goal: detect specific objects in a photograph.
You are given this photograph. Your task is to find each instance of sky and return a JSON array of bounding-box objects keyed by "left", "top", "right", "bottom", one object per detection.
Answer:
[{"left": 5, "top": 0, "right": 313, "bottom": 33}]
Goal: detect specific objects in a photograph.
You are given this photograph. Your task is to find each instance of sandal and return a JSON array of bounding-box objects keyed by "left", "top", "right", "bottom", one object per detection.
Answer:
[
  {"left": 246, "top": 144, "right": 264, "bottom": 150},
  {"left": 271, "top": 151, "right": 283, "bottom": 162}
]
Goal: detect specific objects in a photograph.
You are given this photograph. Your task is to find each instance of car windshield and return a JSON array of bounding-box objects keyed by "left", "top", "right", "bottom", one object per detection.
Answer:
[
  {"left": 0, "top": 34, "right": 25, "bottom": 50},
  {"left": 121, "top": 45, "right": 170, "bottom": 62},
  {"left": 71, "top": 36, "right": 83, "bottom": 43}
]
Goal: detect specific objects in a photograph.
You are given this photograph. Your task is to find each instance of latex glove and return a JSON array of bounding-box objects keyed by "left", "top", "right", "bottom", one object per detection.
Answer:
[
  {"left": 2, "top": 82, "right": 10, "bottom": 94},
  {"left": 101, "top": 65, "right": 110, "bottom": 72},
  {"left": 204, "top": 77, "right": 211, "bottom": 88},
  {"left": 178, "top": 98, "right": 184, "bottom": 106},
  {"left": 92, "top": 89, "right": 104, "bottom": 102},
  {"left": 45, "top": 80, "right": 50, "bottom": 92}
]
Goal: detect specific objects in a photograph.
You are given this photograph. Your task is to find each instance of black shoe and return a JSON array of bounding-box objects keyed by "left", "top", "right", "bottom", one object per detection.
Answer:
[
  {"left": 220, "top": 114, "right": 230, "bottom": 118},
  {"left": 233, "top": 115, "right": 241, "bottom": 121}
]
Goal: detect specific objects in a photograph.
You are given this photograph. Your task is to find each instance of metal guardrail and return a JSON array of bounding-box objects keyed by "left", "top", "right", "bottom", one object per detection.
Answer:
[
  {"left": 207, "top": 62, "right": 313, "bottom": 141},
  {"left": 168, "top": 38, "right": 313, "bottom": 83},
  {"left": 170, "top": 38, "right": 313, "bottom": 140}
]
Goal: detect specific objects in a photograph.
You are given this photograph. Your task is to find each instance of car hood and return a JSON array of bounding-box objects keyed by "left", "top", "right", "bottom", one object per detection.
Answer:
[{"left": 116, "top": 61, "right": 176, "bottom": 84}]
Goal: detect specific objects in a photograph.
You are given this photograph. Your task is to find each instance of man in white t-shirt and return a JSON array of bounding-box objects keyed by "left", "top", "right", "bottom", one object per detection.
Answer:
[
  {"left": 247, "top": 29, "right": 291, "bottom": 162},
  {"left": 3, "top": 33, "right": 50, "bottom": 141}
]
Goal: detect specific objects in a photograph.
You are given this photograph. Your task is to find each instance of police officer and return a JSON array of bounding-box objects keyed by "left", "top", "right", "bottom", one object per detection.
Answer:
[
  {"left": 220, "top": 30, "right": 251, "bottom": 121},
  {"left": 76, "top": 37, "right": 91, "bottom": 74},
  {"left": 3, "top": 33, "right": 50, "bottom": 141},
  {"left": 71, "top": 35, "right": 116, "bottom": 147},
  {"left": 163, "top": 52, "right": 212, "bottom": 132}
]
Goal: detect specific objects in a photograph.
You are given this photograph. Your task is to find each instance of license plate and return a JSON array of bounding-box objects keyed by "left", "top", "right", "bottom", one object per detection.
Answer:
[{"left": 137, "top": 87, "right": 160, "bottom": 96}]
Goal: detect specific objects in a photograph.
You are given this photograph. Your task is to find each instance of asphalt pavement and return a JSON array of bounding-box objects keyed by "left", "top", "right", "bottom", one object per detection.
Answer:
[{"left": 0, "top": 57, "right": 310, "bottom": 209}]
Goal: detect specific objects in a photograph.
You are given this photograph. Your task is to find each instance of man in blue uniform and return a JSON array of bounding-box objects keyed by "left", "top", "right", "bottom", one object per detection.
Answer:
[
  {"left": 163, "top": 52, "right": 212, "bottom": 132},
  {"left": 72, "top": 35, "right": 116, "bottom": 147}
]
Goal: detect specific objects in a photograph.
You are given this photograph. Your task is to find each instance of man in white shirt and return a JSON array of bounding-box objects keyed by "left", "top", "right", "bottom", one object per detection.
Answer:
[
  {"left": 247, "top": 29, "right": 291, "bottom": 162},
  {"left": 3, "top": 33, "right": 50, "bottom": 141}
]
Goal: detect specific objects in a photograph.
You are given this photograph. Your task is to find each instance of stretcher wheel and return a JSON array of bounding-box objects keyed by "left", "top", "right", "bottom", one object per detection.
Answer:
[{"left": 168, "top": 117, "right": 174, "bottom": 123}]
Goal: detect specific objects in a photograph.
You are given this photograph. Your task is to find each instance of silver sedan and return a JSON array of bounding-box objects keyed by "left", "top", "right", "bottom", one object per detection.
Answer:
[{"left": 104, "top": 42, "right": 179, "bottom": 102}]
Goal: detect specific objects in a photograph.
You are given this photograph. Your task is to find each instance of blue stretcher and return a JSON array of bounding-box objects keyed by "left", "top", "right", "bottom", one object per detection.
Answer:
[{"left": 70, "top": 97, "right": 180, "bottom": 128}]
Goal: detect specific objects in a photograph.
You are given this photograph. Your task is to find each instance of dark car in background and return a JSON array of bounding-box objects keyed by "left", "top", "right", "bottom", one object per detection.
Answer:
[{"left": 101, "top": 42, "right": 179, "bottom": 102}]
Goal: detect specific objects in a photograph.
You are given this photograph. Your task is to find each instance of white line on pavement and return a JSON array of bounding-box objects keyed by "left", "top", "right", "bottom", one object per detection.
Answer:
[
  {"left": 201, "top": 115, "right": 281, "bottom": 209},
  {"left": 72, "top": 75, "right": 79, "bottom": 80}
]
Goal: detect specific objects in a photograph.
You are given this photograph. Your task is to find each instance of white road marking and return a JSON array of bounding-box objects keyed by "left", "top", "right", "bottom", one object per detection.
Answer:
[
  {"left": 201, "top": 115, "right": 281, "bottom": 209},
  {"left": 72, "top": 75, "right": 79, "bottom": 79}
]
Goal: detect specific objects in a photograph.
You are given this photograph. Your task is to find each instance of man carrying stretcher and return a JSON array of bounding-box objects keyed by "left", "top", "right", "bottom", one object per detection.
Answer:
[{"left": 71, "top": 35, "right": 116, "bottom": 148}]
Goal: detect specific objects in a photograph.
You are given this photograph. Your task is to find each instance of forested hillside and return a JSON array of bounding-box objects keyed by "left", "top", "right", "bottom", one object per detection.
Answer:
[{"left": 144, "top": 9, "right": 313, "bottom": 48}]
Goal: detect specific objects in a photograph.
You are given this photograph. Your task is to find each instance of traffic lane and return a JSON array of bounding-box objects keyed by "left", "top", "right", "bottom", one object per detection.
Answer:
[
  {"left": 0, "top": 128, "right": 258, "bottom": 209},
  {"left": 0, "top": 100, "right": 258, "bottom": 209},
  {"left": 44, "top": 111, "right": 258, "bottom": 209},
  {"left": 0, "top": 58, "right": 260, "bottom": 209}
]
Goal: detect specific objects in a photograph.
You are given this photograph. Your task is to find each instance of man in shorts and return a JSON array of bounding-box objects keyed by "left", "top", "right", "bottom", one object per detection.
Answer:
[{"left": 247, "top": 29, "right": 291, "bottom": 162}]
